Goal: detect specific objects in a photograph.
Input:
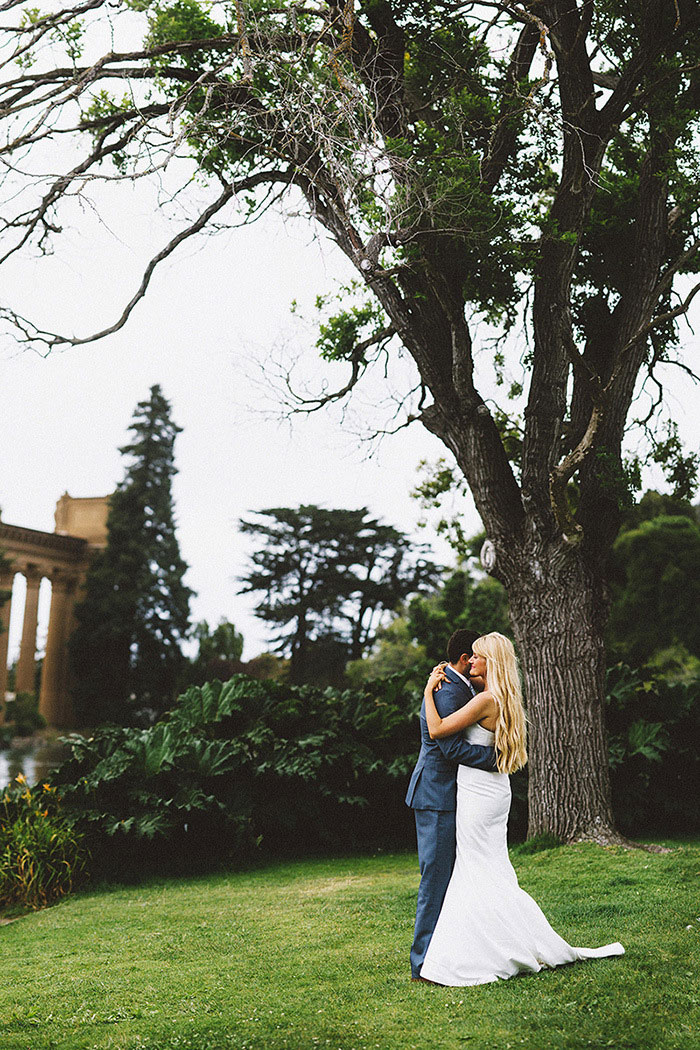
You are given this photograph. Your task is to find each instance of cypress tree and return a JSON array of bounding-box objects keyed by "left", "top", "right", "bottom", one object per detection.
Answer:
[{"left": 70, "top": 385, "right": 193, "bottom": 724}]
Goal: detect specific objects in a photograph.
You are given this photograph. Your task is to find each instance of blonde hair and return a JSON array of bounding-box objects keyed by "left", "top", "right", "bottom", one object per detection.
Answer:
[{"left": 472, "top": 632, "right": 527, "bottom": 774}]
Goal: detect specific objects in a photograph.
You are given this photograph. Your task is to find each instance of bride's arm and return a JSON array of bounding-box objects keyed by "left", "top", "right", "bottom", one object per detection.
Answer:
[{"left": 424, "top": 679, "right": 494, "bottom": 739}]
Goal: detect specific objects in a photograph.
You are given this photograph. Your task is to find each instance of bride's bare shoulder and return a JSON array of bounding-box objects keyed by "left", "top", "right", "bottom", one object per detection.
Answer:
[{"left": 475, "top": 689, "right": 498, "bottom": 713}]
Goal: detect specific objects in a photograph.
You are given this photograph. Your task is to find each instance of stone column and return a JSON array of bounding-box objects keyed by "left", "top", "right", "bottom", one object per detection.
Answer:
[
  {"left": 57, "top": 577, "right": 79, "bottom": 728},
  {"left": 39, "top": 572, "right": 77, "bottom": 728},
  {"left": 15, "top": 566, "right": 41, "bottom": 694},
  {"left": 0, "top": 570, "right": 14, "bottom": 716}
]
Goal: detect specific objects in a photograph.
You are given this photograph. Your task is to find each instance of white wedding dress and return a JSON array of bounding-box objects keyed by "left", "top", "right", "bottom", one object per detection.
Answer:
[{"left": 420, "top": 724, "right": 624, "bottom": 986}]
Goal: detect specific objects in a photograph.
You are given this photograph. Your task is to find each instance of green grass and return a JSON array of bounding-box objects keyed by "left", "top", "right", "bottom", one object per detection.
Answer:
[{"left": 1, "top": 840, "right": 699, "bottom": 1050}]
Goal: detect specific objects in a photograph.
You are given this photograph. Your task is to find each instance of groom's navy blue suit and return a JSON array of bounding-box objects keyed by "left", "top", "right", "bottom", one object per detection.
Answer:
[{"left": 405, "top": 666, "right": 496, "bottom": 978}]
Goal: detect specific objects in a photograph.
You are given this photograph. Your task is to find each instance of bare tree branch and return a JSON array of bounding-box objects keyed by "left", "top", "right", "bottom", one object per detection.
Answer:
[
  {"left": 282, "top": 324, "right": 396, "bottom": 412},
  {"left": 1, "top": 168, "right": 295, "bottom": 350},
  {"left": 609, "top": 278, "right": 700, "bottom": 371}
]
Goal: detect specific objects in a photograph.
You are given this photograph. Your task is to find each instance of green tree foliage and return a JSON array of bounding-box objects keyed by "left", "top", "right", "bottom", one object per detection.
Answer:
[
  {"left": 407, "top": 567, "right": 511, "bottom": 659},
  {"left": 1, "top": 692, "right": 45, "bottom": 739},
  {"left": 189, "top": 619, "right": 245, "bottom": 684},
  {"left": 346, "top": 617, "right": 429, "bottom": 688},
  {"left": 346, "top": 558, "right": 511, "bottom": 685},
  {"left": 70, "top": 386, "right": 193, "bottom": 724},
  {"left": 645, "top": 643, "right": 700, "bottom": 684},
  {"left": 607, "top": 514, "right": 700, "bottom": 666},
  {"left": 196, "top": 620, "right": 244, "bottom": 664},
  {"left": 344, "top": 512, "right": 513, "bottom": 685},
  {"left": 239, "top": 506, "right": 440, "bottom": 684},
  {"left": 618, "top": 488, "right": 697, "bottom": 531}
]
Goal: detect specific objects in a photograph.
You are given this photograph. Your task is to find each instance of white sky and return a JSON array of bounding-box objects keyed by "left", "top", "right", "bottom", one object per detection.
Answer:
[
  {"left": 2, "top": 166, "right": 698, "bottom": 664},
  {"left": 1, "top": 176, "right": 480, "bottom": 661}
]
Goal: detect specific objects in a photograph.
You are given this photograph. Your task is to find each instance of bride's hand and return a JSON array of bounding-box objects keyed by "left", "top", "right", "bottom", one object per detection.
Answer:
[{"left": 426, "top": 662, "right": 448, "bottom": 692}]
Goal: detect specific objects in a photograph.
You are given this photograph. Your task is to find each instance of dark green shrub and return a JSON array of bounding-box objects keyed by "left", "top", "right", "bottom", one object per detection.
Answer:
[
  {"left": 47, "top": 663, "right": 698, "bottom": 878},
  {"left": 3, "top": 692, "right": 46, "bottom": 737},
  {"left": 606, "top": 662, "right": 700, "bottom": 834},
  {"left": 0, "top": 775, "right": 88, "bottom": 910},
  {"left": 505, "top": 664, "right": 700, "bottom": 840},
  {"left": 50, "top": 673, "right": 420, "bottom": 875}
]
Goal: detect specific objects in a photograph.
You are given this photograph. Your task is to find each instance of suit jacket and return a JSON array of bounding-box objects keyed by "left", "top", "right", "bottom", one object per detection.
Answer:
[{"left": 405, "top": 666, "right": 497, "bottom": 811}]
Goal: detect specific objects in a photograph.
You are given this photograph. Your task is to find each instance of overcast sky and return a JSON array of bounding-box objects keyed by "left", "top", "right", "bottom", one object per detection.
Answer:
[
  {"left": 2, "top": 168, "right": 698, "bottom": 664},
  {"left": 1, "top": 176, "right": 484, "bottom": 662}
]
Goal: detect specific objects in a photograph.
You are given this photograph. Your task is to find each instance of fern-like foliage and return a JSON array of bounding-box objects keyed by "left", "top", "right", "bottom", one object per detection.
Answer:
[{"left": 50, "top": 671, "right": 421, "bottom": 874}]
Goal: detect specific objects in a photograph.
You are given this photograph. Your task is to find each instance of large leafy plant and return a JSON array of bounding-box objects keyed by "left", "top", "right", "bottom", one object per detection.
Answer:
[{"left": 51, "top": 673, "right": 420, "bottom": 874}]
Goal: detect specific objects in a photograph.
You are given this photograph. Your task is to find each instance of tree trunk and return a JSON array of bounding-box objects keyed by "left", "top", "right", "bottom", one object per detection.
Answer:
[
  {"left": 504, "top": 539, "right": 621, "bottom": 844},
  {"left": 290, "top": 609, "right": 309, "bottom": 685}
]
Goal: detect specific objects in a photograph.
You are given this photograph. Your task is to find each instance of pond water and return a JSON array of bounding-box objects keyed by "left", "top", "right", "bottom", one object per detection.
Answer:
[{"left": 0, "top": 735, "right": 70, "bottom": 787}]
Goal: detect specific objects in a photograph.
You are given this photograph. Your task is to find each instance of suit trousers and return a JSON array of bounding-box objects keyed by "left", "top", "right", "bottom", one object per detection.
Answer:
[{"left": 410, "top": 807, "right": 457, "bottom": 978}]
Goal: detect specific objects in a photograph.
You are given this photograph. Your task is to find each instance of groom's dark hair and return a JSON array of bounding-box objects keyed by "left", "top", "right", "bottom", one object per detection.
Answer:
[{"left": 447, "top": 629, "right": 481, "bottom": 664}]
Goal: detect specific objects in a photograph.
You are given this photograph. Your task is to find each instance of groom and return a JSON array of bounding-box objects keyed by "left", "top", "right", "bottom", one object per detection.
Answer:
[{"left": 405, "top": 628, "right": 497, "bottom": 981}]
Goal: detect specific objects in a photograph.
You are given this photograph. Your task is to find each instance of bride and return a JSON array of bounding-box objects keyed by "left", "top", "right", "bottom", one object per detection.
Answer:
[{"left": 419, "top": 632, "right": 624, "bottom": 987}]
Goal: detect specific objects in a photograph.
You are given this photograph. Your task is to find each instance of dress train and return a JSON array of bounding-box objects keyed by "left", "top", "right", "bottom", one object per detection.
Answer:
[{"left": 420, "top": 725, "right": 624, "bottom": 987}]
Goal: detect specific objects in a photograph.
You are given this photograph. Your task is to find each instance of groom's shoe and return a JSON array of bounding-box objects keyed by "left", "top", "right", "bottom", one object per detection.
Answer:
[{"left": 411, "top": 976, "right": 439, "bottom": 985}]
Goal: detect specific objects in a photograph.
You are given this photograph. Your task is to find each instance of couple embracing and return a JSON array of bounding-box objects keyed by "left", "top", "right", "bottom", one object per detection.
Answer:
[{"left": 406, "top": 629, "right": 624, "bottom": 987}]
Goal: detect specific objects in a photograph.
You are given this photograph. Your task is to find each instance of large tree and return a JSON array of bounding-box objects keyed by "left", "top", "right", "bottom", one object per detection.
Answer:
[
  {"left": 1, "top": 1, "right": 699, "bottom": 839},
  {"left": 70, "top": 385, "right": 193, "bottom": 723},
  {"left": 239, "top": 505, "right": 439, "bottom": 683}
]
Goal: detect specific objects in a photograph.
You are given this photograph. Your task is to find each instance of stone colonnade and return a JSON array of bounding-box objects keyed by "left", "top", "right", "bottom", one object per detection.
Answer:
[{"left": 0, "top": 494, "right": 109, "bottom": 728}]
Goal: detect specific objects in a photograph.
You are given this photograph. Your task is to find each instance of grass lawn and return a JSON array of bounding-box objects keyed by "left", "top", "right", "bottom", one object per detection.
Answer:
[{"left": 1, "top": 839, "right": 699, "bottom": 1050}]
